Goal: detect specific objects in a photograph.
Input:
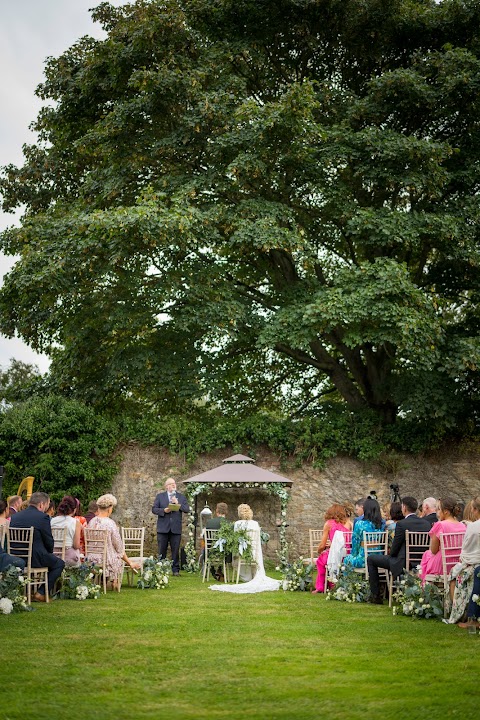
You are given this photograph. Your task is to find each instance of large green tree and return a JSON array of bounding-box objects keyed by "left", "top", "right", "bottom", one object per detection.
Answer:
[{"left": 1, "top": 0, "right": 479, "bottom": 425}]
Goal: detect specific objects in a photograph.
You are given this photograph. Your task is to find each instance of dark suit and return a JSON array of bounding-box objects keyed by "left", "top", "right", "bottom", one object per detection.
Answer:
[
  {"left": 0, "top": 544, "right": 26, "bottom": 572},
  {"left": 152, "top": 491, "right": 190, "bottom": 573},
  {"left": 9, "top": 505, "right": 65, "bottom": 595},
  {"left": 368, "top": 513, "right": 431, "bottom": 597},
  {"left": 424, "top": 512, "right": 438, "bottom": 528}
]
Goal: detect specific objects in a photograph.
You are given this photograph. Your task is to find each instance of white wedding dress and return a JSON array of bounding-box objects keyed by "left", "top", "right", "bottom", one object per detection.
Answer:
[{"left": 209, "top": 520, "right": 280, "bottom": 594}]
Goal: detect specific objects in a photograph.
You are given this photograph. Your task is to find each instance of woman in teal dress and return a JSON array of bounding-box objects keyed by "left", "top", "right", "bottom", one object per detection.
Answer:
[{"left": 343, "top": 497, "right": 384, "bottom": 568}]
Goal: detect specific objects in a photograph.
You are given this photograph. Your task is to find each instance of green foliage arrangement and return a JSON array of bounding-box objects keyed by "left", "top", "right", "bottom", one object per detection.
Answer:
[
  {"left": 392, "top": 572, "right": 444, "bottom": 619},
  {"left": 136, "top": 557, "right": 172, "bottom": 590},
  {"left": 326, "top": 564, "right": 371, "bottom": 603},
  {"left": 0, "top": 565, "right": 30, "bottom": 614},
  {"left": 58, "top": 561, "right": 102, "bottom": 600},
  {"left": 209, "top": 520, "right": 253, "bottom": 564},
  {"left": 279, "top": 557, "right": 314, "bottom": 592},
  {"left": 0, "top": 394, "right": 119, "bottom": 504}
]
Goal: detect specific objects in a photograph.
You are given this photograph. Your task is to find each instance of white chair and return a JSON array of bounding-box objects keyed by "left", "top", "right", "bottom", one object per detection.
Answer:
[
  {"left": 7, "top": 526, "right": 50, "bottom": 604},
  {"left": 424, "top": 531, "right": 464, "bottom": 593},
  {"left": 308, "top": 529, "right": 323, "bottom": 567},
  {"left": 236, "top": 527, "right": 258, "bottom": 584},
  {"left": 354, "top": 531, "right": 388, "bottom": 581},
  {"left": 83, "top": 527, "right": 110, "bottom": 594},
  {"left": 121, "top": 527, "right": 145, "bottom": 586},
  {"left": 51, "top": 526, "right": 67, "bottom": 561},
  {"left": 387, "top": 530, "right": 430, "bottom": 607},
  {"left": 324, "top": 530, "right": 353, "bottom": 591},
  {"left": 203, "top": 528, "right": 229, "bottom": 583}
]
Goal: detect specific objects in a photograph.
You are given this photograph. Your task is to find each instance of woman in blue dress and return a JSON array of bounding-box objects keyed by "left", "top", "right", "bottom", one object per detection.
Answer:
[{"left": 343, "top": 497, "right": 384, "bottom": 568}]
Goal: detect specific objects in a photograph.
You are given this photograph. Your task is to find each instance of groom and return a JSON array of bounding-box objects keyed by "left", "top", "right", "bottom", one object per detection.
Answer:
[{"left": 152, "top": 478, "right": 190, "bottom": 576}]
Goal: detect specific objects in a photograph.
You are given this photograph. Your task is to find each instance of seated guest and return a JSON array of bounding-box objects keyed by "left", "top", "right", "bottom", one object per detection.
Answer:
[
  {"left": 384, "top": 501, "right": 404, "bottom": 551},
  {"left": 462, "top": 500, "right": 477, "bottom": 525},
  {"left": 84, "top": 500, "right": 98, "bottom": 525},
  {"left": 7, "top": 495, "right": 22, "bottom": 517},
  {"left": 352, "top": 498, "right": 366, "bottom": 527},
  {"left": 0, "top": 543, "right": 26, "bottom": 572},
  {"left": 0, "top": 499, "right": 9, "bottom": 527},
  {"left": 87, "top": 494, "right": 140, "bottom": 590},
  {"left": 445, "top": 497, "right": 480, "bottom": 624},
  {"left": 46, "top": 500, "right": 56, "bottom": 518},
  {"left": 420, "top": 497, "right": 466, "bottom": 582},
  {"left": 421, "top": 497, "right": 438, "bottom": 527},
  {"left": 343, "top": 497, "right": 384, "bottom": 569},
  {"left": 458, "top": 565, "right": 480, "bottom": 629},
  {"left": 367, "top": 496, "right": 430, "bottom": 604},
  {"left": 9, "top": 491, "right": 65, "bottom": 602},
  {"left": 313, "top": 503, "right": 352, "bottom": 593},
  {"left": 50, "top": 495, "right": 82, "bottom": 566}
]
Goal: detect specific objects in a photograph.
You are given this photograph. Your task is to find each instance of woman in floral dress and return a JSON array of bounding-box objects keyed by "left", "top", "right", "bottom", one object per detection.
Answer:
[
  {"left": 87, "top": 494, "right": 139, "bottom": 589},
  {"left": 445, "top": 497, "right": 480, "bottom": 623}
]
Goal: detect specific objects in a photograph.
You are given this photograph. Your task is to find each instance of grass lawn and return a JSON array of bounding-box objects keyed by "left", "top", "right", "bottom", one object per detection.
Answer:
[{"left": 2, "top": 571, "right": 478, "bottom": 720}]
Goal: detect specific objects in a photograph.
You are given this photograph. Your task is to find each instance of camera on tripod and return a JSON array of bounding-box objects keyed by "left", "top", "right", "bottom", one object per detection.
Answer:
[{"left": 389, "top": 483, "right": 401, "bottom": 502}]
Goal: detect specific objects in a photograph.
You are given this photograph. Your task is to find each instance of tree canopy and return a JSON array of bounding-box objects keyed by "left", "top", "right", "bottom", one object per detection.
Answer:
[{"left": 1, "top": 0, "right": 479, "bottom": 427}]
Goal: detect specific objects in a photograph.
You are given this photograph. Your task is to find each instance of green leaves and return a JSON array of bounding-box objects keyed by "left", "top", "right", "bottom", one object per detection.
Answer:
[{"left": 0, "top": 0, "right": 479, "bottom": 428}]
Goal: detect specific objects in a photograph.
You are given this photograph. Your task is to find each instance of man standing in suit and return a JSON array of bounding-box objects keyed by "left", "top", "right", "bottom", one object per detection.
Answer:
[
  {"left": 9, "top": 491, "right": 65, "bottom": 602},
  {"left": 367, "top": 496, "right": 431, "bottom": 604},
  {"left": 421, "top": 497, "right": 438, "bottom": 527},
  {"left": 205, "top": 502, "right": 231, "bottom": 581},
  {"left": 152, "top": 478, "right": 190, "bottom": 576}
]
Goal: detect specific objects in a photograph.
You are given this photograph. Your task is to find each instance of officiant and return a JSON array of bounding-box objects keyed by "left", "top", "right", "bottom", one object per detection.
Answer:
[{"left": 152, "top": 478, "right": 190, "bottom": 576}]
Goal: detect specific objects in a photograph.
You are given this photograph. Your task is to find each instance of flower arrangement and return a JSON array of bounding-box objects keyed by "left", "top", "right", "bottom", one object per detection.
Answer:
[
  {"left": 278, "top": 556, "right": 314, "bottom": 591},
  {"left": 137, "top": 556, "right": 171, "bottom": 589},
  {"left": 209, "top": 521, "right": 253, "bottom": 564},
  {"left": 392, "top": 571, "right": 444, "bottom": 619},
  {"left": 325, "top": 564, "right": 370, "bottom": 603},
  {"left": 58, "top": 561, "right": 101, "bottom": 600},
  {"left": 0, "top": 565, "right": 30, "bottom": 613}
]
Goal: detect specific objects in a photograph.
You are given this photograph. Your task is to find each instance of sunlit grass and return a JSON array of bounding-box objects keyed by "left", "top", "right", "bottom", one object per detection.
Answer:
[{"left": 2, "top": 572, "right": 478, "bottom": 720}]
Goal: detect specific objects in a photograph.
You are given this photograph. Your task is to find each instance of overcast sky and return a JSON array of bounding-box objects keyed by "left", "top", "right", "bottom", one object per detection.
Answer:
[{"left": 0, "top": 0, "right": 127, "bottom": 373}]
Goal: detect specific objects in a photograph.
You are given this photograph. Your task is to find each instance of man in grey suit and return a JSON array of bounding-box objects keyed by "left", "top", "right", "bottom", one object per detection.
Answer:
[
  {"left": 152, "top": 478, "right": 190, "bottom": 576},
  {"left": 367, "top": 496, "right": 431, "bottom": 604}
]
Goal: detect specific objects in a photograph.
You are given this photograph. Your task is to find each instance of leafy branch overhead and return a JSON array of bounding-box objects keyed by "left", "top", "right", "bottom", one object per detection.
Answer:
[{"left": 0, "top": 0, "right": 479, "bottom": 426}]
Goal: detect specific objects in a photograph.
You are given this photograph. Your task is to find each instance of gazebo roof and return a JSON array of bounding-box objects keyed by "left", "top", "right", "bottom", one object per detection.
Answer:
[{"left": 184, "top": 454, "right": 293, "bottom": 486}]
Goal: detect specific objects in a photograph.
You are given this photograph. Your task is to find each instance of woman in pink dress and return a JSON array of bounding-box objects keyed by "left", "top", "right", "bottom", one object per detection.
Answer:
[
  {"left": 420, "top": 497, "right": 466, "bottom": 581},
  {"left": 313, "top": 503, "right": 352, "bottom": 593}
]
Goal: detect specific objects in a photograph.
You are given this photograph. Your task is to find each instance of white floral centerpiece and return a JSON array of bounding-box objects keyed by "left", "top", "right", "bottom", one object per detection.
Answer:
[
  {"left": 279, "top": 556, "right": 314, "bottom": 591},
  {"left": 0, "top": 565, "right": 30, "bottom": 613},
  {"left": 58, "top": 560, "right": 102, "bottom": 600},
  {"left": 137, "top": 556, "right": 171, "bottom": 589},
  {"left": 392, "top": 571, "right": 444, "bottom": 619},
  {"left": 325, "top": 564, "right": 370, "bottom": 603}
]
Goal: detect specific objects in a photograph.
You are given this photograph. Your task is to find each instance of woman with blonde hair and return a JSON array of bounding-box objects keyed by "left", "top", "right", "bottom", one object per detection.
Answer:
[
  {"left": 210, "top": 503, "right": 280, "bottom": 594},
  {"left": 87, "top": 494, "right": 139, "bottom": 590},
  {"left": 313, "top": 503, "right": 352, "bottom": 593}
]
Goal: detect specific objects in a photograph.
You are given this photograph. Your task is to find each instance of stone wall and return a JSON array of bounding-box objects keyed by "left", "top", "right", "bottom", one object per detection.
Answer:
[{"left": 111, "top": 441, "right": 480, "bottom": 561}]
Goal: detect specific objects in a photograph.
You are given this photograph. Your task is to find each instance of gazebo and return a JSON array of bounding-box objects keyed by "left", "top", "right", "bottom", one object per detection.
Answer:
[{"left": 183, "top": 454, "right": 293, "bottom": 571}]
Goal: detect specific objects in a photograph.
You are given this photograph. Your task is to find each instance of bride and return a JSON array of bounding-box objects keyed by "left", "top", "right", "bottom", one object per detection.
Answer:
[{"left": 209, "top": 503, "right": 280, "bottom": 594}]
